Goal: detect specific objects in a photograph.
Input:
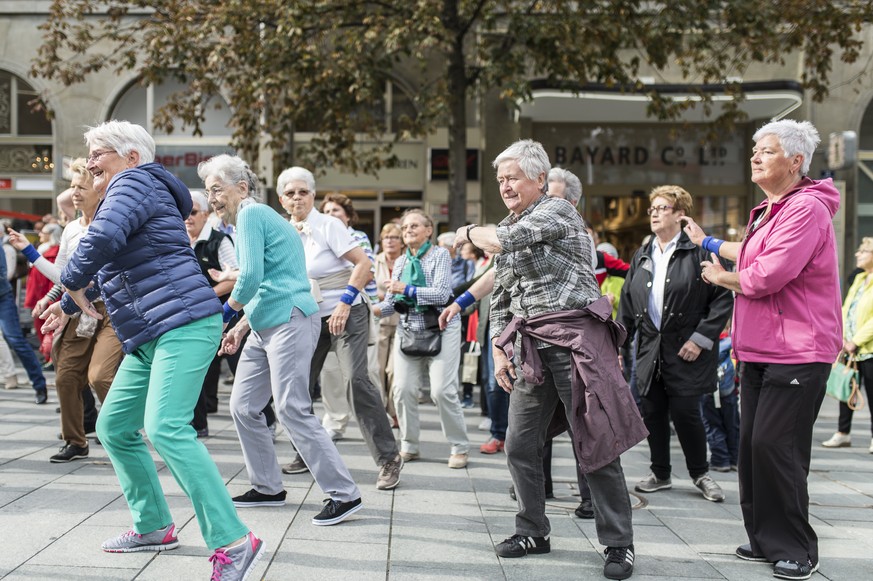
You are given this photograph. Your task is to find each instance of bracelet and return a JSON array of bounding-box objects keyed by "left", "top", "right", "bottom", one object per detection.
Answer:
[
  {"left": 403, "top": 285, "right": 417, "bottom": 298},
  {"left": 222, "top": 302, "right": 239, "bottom": 323},
  {"left": 702, "top": 235, "right": 725, "bottom": 256},
  {"left": 455, "top": 291, "right": 476, "bottom": 310},
  {"left": 339, "top": 284, "right": 360, "bottom": 305},
  {"left": 21, "top": 244, "right": 40, "bottom": 264}
]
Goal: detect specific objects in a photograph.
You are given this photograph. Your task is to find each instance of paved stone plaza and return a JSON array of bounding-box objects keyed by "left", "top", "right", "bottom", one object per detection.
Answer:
[{"left": 1, "top": 370, "right": 871, "bottom": 580}]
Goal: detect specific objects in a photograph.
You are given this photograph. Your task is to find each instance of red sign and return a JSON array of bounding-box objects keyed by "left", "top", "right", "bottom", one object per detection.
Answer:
[{"left": 0, "top": 179, "right": 11, "bottom": 190}]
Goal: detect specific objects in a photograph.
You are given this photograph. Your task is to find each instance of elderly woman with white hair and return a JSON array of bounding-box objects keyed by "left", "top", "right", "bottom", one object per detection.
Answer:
[
  {"left": 685, "top": 120, "right": 841, "bottom": 580},
  {"left": 547, "top": 167, "right": 583, "bottom": 207},
  {"left": 42, "top": 122, "right": 262, "bottom": 581},
  {"left": 199, "top": 155, "right": 362, "bottom": 529}
]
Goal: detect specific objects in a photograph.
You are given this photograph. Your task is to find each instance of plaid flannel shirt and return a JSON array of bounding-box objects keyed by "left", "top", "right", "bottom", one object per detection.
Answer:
[{"left": 490, "top": 194, "right": 600, "bottom": 345}]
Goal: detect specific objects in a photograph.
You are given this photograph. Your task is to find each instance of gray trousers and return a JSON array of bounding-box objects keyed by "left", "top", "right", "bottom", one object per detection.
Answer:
[
  {"left": 310, "top": 302, "right": 399, "bottom": 466},
  {"left": 506, "top": 346, "right": 634, "bottom": 547},
  {"left": 230, "top": 308, "right": 360, "bottom": 502}
]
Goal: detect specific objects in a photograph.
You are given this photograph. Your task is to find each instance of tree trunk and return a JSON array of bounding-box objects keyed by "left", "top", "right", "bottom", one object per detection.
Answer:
[{"left": 444, "top": 2, "right": 468, "bottom": 231}]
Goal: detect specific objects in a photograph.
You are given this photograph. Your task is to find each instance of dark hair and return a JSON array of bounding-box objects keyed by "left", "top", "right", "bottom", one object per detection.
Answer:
[{"left": 320, "top": 193, "right": 359, "bottom": 227}]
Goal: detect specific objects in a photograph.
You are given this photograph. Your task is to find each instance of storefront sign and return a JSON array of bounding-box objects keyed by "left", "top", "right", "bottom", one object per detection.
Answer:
[
  {"left": 533, "top": 124, "right": 745, "bottom": 186},
  {"left": 0, "top": 178, "right": 11, "bottom": 190},
  {"left": 429, "top": 149, "right": 479, "bottom": 181},
  {"left": 154, "top": 146, "right": 237, "bottom": 188}
]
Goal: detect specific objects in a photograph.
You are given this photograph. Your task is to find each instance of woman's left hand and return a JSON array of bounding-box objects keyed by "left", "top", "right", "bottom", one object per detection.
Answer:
[
  {"left": 328, "top": 302, "right": 351, "bottom": 335},
  {"left": 844, "top": 340, "right": 858, "bottom": 354},
  {"left": 385, "top": 280, "right": 407, "bottom": 295},
  {"left": 39, "top": 302, "right": 68, "bottom": 333},
  {"left": 700, "top": 253, "right": 725, "bottom": 285},
  {"left": 678, "top": 340, "right": 702, "bottom": 362}
]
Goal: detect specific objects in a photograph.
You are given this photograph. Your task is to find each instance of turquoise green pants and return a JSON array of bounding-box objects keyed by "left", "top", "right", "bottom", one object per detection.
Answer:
[{"left": 96, "top": 314, "right": 249, "bottom": 549}]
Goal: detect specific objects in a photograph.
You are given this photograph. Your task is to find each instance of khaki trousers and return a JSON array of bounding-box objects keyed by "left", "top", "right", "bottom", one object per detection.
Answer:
[{"left": 54, "top": 302, "right": 124, "bottom": 448}]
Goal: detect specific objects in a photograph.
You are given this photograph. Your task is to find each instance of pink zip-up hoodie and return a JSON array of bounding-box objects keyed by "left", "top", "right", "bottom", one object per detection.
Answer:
[{"left": 733, "top": 177, "right": 842, "bottom": 364}]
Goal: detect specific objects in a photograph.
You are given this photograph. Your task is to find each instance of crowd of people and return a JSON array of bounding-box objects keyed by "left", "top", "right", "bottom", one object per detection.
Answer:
[{"left": 1, "top": 118, "right": 845, "bottom": 581}]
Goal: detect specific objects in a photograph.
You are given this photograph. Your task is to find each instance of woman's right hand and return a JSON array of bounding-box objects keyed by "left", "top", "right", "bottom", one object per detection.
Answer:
[
  {"left": 6, "top": 228, "right": 29, "bottom": 251},
  {"left": 682, "top": 217, "right": 706, "bottom": 246},
  {"left": 32, "top": 297, "right": 50, "bottom": 319}
]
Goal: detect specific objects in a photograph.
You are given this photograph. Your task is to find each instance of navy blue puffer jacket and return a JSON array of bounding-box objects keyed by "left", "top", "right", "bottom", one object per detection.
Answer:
[{"left": 60, "top": 162, "right": 222, "bottom": 353}]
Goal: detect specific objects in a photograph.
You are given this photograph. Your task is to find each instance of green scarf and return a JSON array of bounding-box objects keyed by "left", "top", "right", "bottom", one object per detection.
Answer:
[{"left": 395, "top": 240, "right": 432, "bottom": 312}]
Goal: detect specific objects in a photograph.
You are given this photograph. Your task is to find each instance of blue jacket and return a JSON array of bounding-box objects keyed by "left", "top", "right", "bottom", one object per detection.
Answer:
[{"left": 61, "top": 162, "right": 222, "bottom": 353}]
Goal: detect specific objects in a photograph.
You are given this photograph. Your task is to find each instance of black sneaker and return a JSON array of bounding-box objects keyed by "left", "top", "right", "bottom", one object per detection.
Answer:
[
  {"left": 232, "top": 488, "right": 286, "bottom": 508},
  {"left": 50, "top": 443, "right": 89, "bottom": 463},
  {"left": 35, "top": 389, "right": 48, "bottom": 405},
  {"left": 603, "top": 544, "right": 635, "bottom": 580},
  {"left": 495, "top": 534, "right": 550, "bottom": 558},
  {"left": 575, "top": 498, "right": 595, "bottom": 519},
  {"left": 735, "top": 543, "right": 769, "bottom": 562},
  {"left": 773, "top": 558, "right": 819, "bottom": 580},
  {"left": 311, "top": 497, "right": 363, "bottom": 526}
]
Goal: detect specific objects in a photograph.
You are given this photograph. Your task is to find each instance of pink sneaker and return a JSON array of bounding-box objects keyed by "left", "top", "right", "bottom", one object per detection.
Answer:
[{"left": 209, "top": 532, "right": 265, "bottom": 581}]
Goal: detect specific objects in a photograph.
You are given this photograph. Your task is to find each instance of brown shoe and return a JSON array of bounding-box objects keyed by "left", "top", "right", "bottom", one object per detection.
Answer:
[
  {"left": 376, "top": 455, "right": 403, "bottom": 490},
  {"left": 399, "top": 451, "right": 419, "bottom": 462}
]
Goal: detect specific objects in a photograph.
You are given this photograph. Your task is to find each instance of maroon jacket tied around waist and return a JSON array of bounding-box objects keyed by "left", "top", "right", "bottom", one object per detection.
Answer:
[{"left": 495, "top": 295, "right": 648, "bottom": 472}]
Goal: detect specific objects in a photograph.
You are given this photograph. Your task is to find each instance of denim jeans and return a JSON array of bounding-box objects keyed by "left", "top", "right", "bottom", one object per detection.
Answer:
[
  {"left": 0, "top": 292, "right": 45, "bottom": 391},
  {"left": 700, "top": 390, "right": 740, "bottom": 468},
  {"left": 505, "top": 346, "right": 633, "bottom": 546},
  {"left": 482, "top": 338, "right": 509, "bottom": 441}
]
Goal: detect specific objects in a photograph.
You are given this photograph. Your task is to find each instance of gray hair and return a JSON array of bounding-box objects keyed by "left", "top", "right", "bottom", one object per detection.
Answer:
[
  {"left": 492, "top": 139, "right": 550, "bottom": 189},
  {"left": 42, "top": 223, "right": 63, "bottom": 246},
  {"left": 437, "top": 232, "right": 455, "bottom": 246},
  {"left": 276, "top": 166, "right": 316, "bottom": 196},
  {"left": 84, "top": 120, "right": 155, "bottom": 165},
  {"left": 189, "top": 189, "right": 210, "bottom": 212},
  {"left": 197, "top": 154, "right": 262, "bottom": 203},
  {"left": 548, "top": 167, "right": 583, "bottom": 205},
  {"left": 752, "top": 119, "right": 820, "bottom": 175}
]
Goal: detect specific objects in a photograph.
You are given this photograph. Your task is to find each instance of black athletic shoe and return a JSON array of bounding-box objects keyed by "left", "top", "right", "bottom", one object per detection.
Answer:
[
  {"left": 735, "top": 544, "right": 769, "bottom": 562},
  {"left": 773, "top": 558, "right": 819, "bottom": 580},
  {"left": 232, "top": 488, "right": 287, "bottom": 508},
  {"left": 575, "top": 498, "right": 595, "bottom": 519},
  {"left": 603, "top": 544, "right": 635, "bottom": 580},
  {"left": 35, "top": 389, "right": 48, "bottom": 405},
  {"left": 311, "top": 497, "right": 363, "bottom": 526},
  {"left": 50, "top": 443, "right": 89, "bottom": 463},
  {"left": 495, "top": 534, "right": 550, "bottom": 558}
]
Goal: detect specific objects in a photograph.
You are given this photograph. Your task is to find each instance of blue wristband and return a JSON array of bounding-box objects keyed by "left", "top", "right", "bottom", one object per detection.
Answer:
[
  {"left": 222, "top": 302, "right": 238, "bottom": 323},
  {"left": 702, "top": 235, "right": 725, "bottom": 256},
  {"left": 455, "top": 291, "right": 476, "bottom": 310},
  {"left": 22, "top": 244, "right": 40, "bottom": 264},
  {"left": 339, "top": 284, "right": 360, "bottom": 305},
  {"left": 403, "top": 285, "right": 417, "bottom": 298}
]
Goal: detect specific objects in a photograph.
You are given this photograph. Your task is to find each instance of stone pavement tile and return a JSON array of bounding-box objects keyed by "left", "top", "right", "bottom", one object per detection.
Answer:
[
  {"left": 2, "top": 565, "right": 140, "bottom": 580},
  {"left": 690, "top": 553, "right": 776, "bottom": 581},
  {"left": 26, "top": 524, "right": 157, "bottom": 568},
  {"left": 627, "top": 523, "right": 725, "bottom": 579},
  {"left": 267, "top": 538, "right": 386, "bottom": 581}
]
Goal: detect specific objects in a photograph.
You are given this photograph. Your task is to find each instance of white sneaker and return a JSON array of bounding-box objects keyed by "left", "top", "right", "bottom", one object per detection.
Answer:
[
  {"left": 478, "top": 417, "right": 492, "bottom": 431},
  {"left": 325, "top": 428, "right": 343, "bottom": 442},
  {"left": 4, "top": 375, "right": 18, "bottom": 390},
  {"left": 869, "top": 439, "right": 873, "bottom": 454},
  {"left": 821, "top": 432, "right": 851, "bottom": 448}
]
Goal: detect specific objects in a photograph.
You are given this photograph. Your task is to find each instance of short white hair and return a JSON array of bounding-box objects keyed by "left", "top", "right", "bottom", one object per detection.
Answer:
[
  {"left": 197, "top": 154, "right": 262, "bottom": 203},
  {"left": 276, "top": 166, "right": 316, "bottom": 196},
  {"left": 42, "top": 223, "right": 63, "bottom": 246},
  {"left": 437, "top": 232, "right": 455, "bottom": 246},
  {"left": 753, "top": 119, "right": 820, "bottom": 175},
  {"left": 84, "top": 120, "right": 155, "bottom": 165},
  {"left": 189, "top": 189, "right": 209, "bottom": 212},
  {"left": 492, "top": 139, "right": 550, "bottom": 188},
  {"left": 548, "top": 168, "right": 583, "bottom": 205}
]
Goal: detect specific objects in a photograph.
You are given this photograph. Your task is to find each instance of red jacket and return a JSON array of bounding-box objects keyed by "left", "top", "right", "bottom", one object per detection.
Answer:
[{"left": 24, "top": 244, "right": 58, "bottom": 309}]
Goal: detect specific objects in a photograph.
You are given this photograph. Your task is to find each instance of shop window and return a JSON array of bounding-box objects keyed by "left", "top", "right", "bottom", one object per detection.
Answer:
[{"left": 0, "top": 71, "right": 52, "bottom": 136}]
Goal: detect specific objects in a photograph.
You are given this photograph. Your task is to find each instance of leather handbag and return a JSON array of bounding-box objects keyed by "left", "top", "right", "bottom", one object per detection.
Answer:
[
  {"left": 826, "top": 352, "right": 864, "bottom": 411},
  {"left": 398, "top": 309, "right": 442, "bottom": 357}
]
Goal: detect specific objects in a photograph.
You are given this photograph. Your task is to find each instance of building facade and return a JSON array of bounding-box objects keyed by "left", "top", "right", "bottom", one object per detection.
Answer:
[{"left": 2, "top": 5, "right": 872, "bottom": 274}]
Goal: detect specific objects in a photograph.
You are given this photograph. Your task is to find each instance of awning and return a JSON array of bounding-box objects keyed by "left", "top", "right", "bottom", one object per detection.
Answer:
[{"left": 519, "top": 80, "right": 804, "bottom": 124}]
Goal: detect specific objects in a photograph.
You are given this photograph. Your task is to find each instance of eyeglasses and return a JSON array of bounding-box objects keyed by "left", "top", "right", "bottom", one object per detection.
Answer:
[
  {"left": 282, "top": 189, "right": 311, "bottom": 198},
  {"left": 382, "top": 235, "right": 401, "bottom": 241},
  {"left": 87, "top": 150, "right": 116, "bottom": 163},
  {"left": 646, "top": 205, "right": 674, "bottom": 216},
  {"left": 189, "top": 210, "right": 200, "bottom": 217}
]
